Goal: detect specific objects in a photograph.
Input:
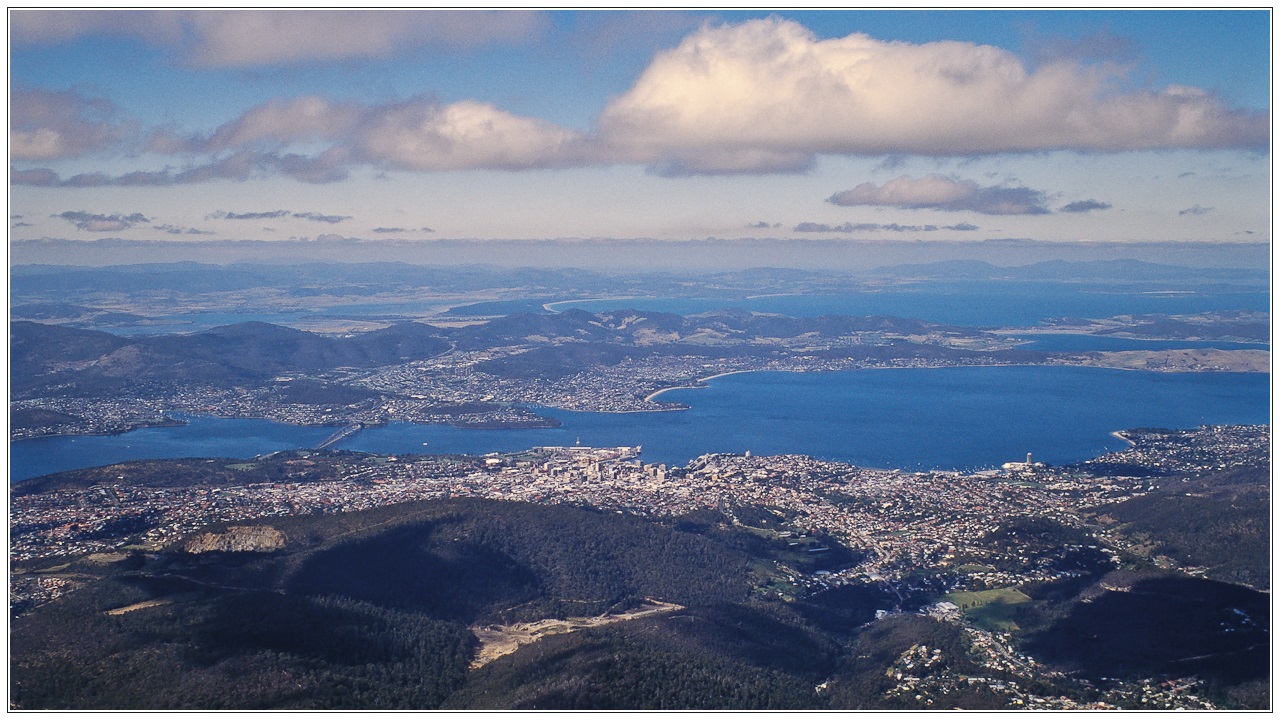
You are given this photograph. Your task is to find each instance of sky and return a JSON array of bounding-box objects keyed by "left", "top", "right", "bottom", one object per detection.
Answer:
[{"left": 7, "top": 9, "right": 1272, "bottom": 264}]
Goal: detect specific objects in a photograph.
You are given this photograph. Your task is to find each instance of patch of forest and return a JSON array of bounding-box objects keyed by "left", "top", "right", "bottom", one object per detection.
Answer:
[
  {"left": 9, "top": 450, "right": 404, "bottom": 497},
  {"left": 1021, "top": 571, "right": 1269, "bottom": 696},
  {"left": 9, "top": 495, "right": 1270, "bottom": 710},
  {"left": 1093, "top": 465, "right": 1270, "bottom": 589},
  {"left": 10, "top": 499, "right": 841, "bottom": 709}
]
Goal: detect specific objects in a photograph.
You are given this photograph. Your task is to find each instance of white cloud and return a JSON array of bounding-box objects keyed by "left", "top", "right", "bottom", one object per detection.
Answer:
[
  {"left": 597, "top": 18, "right": 1268, "bottom": 174},
  {"left": 191, "top": 97, "right": 363, "bottom": 152},
  {"left": 355, "top": 99, "right": 584, "bottom": 171},
  {"left": 145, "top": 95, "right": 584, "bottom": 173},
  {"left": 828, "top": 175, "right": 1051, "bottom": 215},
  {"left": 17, "top": 93, "right": 579, "bottom": 183},
  {"left": 14, "top": 16, "right": 1266, "bottom": 182}
]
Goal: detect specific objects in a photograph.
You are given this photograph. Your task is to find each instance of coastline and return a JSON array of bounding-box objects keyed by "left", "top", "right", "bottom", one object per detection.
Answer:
[
  {"left": 1110, "top": 430, "right": 1137, "bottom": 447},
  {"left": 541, "top": 296, "right": 646, "bottom": 314},
  {"left": 12, "top": 361, "right": 1265, "bottom": 445},
  {"left": 643, "top": 370, "right": 758, "bottom": 403},
  {"left": 1002, "top": 328, "right": 1268, "bottom": 341},
  {"left": 10, "top": 417, "right": 188, "bottom": 443}
]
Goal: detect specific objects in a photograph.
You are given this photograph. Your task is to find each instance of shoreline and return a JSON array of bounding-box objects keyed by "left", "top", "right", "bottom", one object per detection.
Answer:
[
  {"left": 541, "top": 296, "right": 646, "bottom": 314},
  {"left": 1110, "top": 430, "right": 1137, "bottom": 447},
  {"left": 992, "top": 327, "right": 1269, "bottom": 346},
  {"left": 643, "top": 369, "right": 758, "bottom": 403},
  {"left": 12, "top": 361, "right": 1266, "bottom": 445}
]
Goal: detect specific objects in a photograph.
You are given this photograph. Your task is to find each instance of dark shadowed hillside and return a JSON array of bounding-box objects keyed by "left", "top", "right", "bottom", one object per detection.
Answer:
[{"left": 9, "top": 499, "right": 845, "bottom": 710}]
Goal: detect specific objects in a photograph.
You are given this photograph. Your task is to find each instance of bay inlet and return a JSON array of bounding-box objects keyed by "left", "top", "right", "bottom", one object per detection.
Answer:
[{"left": 10, "top": 366, "right": 1268, "bottom": 483}]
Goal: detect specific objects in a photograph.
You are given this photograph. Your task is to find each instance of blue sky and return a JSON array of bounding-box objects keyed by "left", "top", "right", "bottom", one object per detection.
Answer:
[{"left": 8, "top": 9, "right": 1271, "bottom": 252}]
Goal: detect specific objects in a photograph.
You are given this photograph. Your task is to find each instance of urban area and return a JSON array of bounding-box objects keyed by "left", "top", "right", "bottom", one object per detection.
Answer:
[{"left": 11, "top": 424, "right": 1265, "bottom": 709}]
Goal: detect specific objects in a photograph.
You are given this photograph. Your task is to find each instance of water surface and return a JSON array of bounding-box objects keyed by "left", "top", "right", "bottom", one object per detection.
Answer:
[{"left": 12, "top": 366, "right": 1267, "bottom": 482}]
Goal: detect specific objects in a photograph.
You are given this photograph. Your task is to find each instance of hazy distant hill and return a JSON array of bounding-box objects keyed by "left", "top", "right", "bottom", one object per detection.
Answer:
[
  {"left": 11, "top": 320, "right": 452, "bottom": 396},
  {"left": 9, "top": 261, "right": 844, "bottom": 299},
  {"left": 15, "top": 259, "right": 1263, "bottom": 313},
  {"left": 873, "top": 258, "right": 1268, "bottom": 284},
  {"left": 11, "top": 307, "right": 995, "bottom": 398}
]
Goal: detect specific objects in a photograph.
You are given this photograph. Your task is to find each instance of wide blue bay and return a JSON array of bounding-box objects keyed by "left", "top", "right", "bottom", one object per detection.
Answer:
[
  {"left": 10, "top": 367, "right": 1268, "bottom": 483},
  {"left": 553, "top": 284, "right": 1268, "bottom": 328}
]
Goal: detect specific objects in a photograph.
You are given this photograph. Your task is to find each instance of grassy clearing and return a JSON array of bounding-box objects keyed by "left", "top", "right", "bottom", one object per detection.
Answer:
[
  {"left": 945, "top": 586, "right": 1032, "bottom": 608},
  {"left": 944, "top": 586, "right": 1033, "bottom": 632}
]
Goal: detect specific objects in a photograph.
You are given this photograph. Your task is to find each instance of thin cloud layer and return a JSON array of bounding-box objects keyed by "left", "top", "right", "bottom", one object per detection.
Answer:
[
  {"left": 12, "top": 151, "right": 351, "bottom": 187},
  {"left": 11, "top": 88, "right": 124, "bottom": 161},
  {"left": 293, "top": 212, "right": 351, "bottom": 224},
  {"left": 794, "top": 221, "right": 979, "bottom": 233},
  {"left": 11, "top": 10, "right": 545, "bottom": 67},
  {"left": 209, "top": 209, "right": 352, "bottom": 223},
  {"left": 597, "top": 18, "right": 1267, "bottom": 174},
  {"left": 1059, "top": 199, "right": 1112, "bottom": 213},
  {"left": 828, "top": 175, "right": 1051, "bottom": 215},
  {"left": 56, "top": 210, "right": 150, "bottom": 232},
  {"left": 151, "top": 97, "right": 363, "bottom": 154},
  {"left": 211, "top": 210, "right": 290, "bottom": 221},
  {"left": 149, "top": 96, "right": 585, "bottom": 173},
  {"left": 372, "top": 226, "right": 434, "bottom": 233},
  {"left": 154, "top": 223, "right": 215, "bottom": 235}
]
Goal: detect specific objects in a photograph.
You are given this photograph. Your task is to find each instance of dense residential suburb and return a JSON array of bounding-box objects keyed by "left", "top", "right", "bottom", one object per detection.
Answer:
[{"left": 12, "top": 424, "right": 1265, "bottom": 710}]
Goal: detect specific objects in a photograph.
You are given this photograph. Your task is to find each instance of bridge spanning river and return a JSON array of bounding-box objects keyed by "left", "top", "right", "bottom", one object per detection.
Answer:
[{"left": 314, "top": 423, "right": 363, "bottom": 450}]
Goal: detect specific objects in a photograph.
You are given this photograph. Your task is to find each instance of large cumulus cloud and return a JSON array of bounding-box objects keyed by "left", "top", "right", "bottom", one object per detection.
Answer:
[
  {"left": 11, "top": 16, "right": 1267, "bottom": 184},
  {"left": 596, "top": 18, "right": 1268, "bottom": 174}
]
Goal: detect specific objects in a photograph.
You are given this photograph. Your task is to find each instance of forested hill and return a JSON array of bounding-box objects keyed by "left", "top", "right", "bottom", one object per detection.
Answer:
[
  {"left": 10, "top": 494, "right": 1269, "bottom": 710},
  {"left": 10, "top": 499, "right": 847, "bottom": 709}
]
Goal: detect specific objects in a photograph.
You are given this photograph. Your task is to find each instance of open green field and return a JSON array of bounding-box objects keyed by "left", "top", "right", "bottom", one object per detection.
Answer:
[{"left": 944, "top": 586, "right": 1033, "bottom": 632}]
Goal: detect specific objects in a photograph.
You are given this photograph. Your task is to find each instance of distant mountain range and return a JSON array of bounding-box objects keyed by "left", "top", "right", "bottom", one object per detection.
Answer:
[
  {"left": 11, "top": 308, "right": 989, "bottom": 398},
  {"left": 10, "top": 320, "right": 452, "bottom": 395},
  {"left": 10, "top": 258, "right": 1267, "bottom": 300},
  {"left": 871, "top": 258, "right": 1269, "bottom": 283}
]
